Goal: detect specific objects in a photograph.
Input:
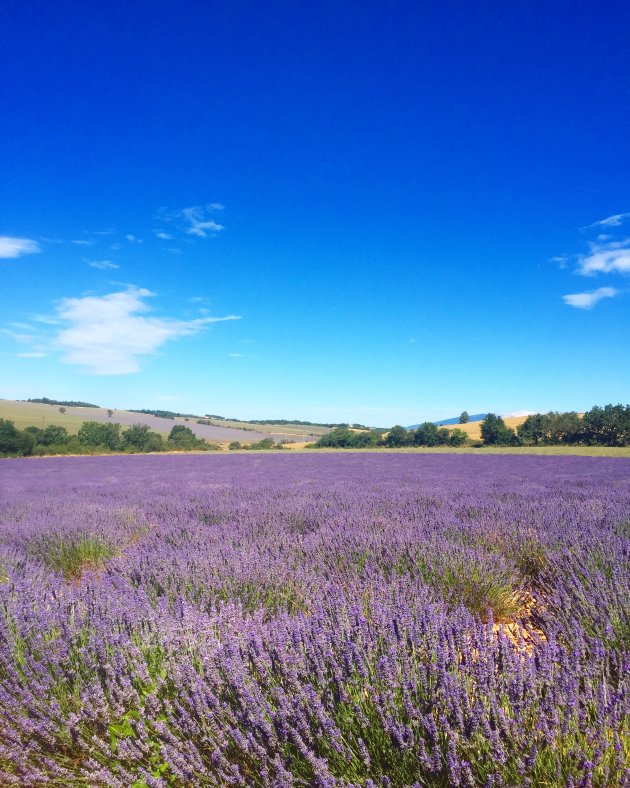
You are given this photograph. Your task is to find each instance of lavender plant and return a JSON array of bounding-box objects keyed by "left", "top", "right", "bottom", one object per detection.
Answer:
[{"left": 0, "top": 454, "right": 628, "bottom": 786}]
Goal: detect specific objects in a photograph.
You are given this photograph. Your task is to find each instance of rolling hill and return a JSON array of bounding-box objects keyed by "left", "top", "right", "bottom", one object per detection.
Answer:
[{"left": 0, "top": 400, "right": 318, "bottom": 445}]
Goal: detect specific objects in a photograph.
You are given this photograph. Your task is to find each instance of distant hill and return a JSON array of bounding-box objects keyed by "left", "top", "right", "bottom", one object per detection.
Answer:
[
  {"left": 0, "top": 400, "right": 318, "bottom": 444},
  {"left": 407, "top": 414, "right": 487, "bottom": 430}
]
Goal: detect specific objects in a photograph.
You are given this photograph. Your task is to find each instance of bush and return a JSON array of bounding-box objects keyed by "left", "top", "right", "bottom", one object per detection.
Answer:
[
  {"left": 167, "top": 424, "right": 206, "bottom": 450},
  {"left": 0, "top": 419, "right": 35, "bottom": 456},
  {"left": 228, "top": 441, "right": 242, "bottom": 450},
  {"left": 77, "top": 421, "right": 122, "bottom": 450},
  {"left": 247, "top": 438, "right": 276, "bottom": 450},
  {"left": 122, "top": 424, "right": 164, "bottom": 453}
]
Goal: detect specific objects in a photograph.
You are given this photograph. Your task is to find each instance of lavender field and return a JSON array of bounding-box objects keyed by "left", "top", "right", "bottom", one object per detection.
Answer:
[{"left": 0, "top": 454, "right": 628, "bottom": 786}]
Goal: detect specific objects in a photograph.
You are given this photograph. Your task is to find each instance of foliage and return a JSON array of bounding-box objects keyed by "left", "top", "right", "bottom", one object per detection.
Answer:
[
  {"left": 481, "top": 413, "right": 519, "bottom": 445},
  {"left": 459, "top": 410, "right": 469, "bottom": 423},
  {"left": 128, "top": 409, "right": 199, "bottom": 419},
  {"left": 167, "top": 424, "right": 206, "bottom": 449},
  {"left": 0, "top": 419, "right": 35, "bottom": 456},
  {"left": 386, "top": 425, "right": 410, "bottom": 447},
  {"left": 518, "top": 404, "right": 630, "bottom": 447},
  {"left": 247, "top": 438, "right": 278, "bottom": 450},
  {"left": 412, "top": 422, "right": 439, "bottom": 446},
  {"left": 77, "top": 421, "right": 122, "bottom": 450},
  {"left": 122, "top": 424, "right": 164, "bottom": 453},
  {"left": 27, "top": 397, "right": 99, "bottom": 407},
  {"left": 228, "top": 441, "right": 242, "bottom": 450}
]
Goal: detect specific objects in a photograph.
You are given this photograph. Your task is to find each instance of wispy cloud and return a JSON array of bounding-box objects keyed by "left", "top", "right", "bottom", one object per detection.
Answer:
[
  {"left": 125, "top": 234, "right": 142, "bottom": 243},
  {"left": 562, "top": 287, "right": 619, "bottom": 309},
  {"left": 576, "top": 239, "right": 630, "bottom": 276},
  {"left": 17, "top": 352, "right": 47, "bottom": 358},
  {"left": 71, "top": 239, "right": 94, "bottom": 247},
  {"left": 53, "top": 287, "right": 240, "bottom": 374},
  {"left": 88, "top": 259, "right": 120, "bottom": 270},
  {"left": 585, "top": 212, "right": 630, "bottom": 229},
  {"left": 555, "top": 211, "right": 629, "bottom": 308},
  {"left": 157, "top": 203, "right": 225, "bottom": 239},
  {"left": 0, "top": 236, "right": 42, "bottom": 259},
  {"left": 181, "top": 206, "right": 224, "bottom": 237}
]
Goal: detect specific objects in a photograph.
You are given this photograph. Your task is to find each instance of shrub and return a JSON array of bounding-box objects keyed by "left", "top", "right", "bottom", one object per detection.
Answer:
[
  {"left": 77, "top": 421, "right": 122, "bottom": 450},
  {"left": 122, "top": 424, "right": 164, "bottom": 453},
  {"left": 228, "top": 441, "right": 242, "bottom": 450},
  {"left": 0, "top": 419, "right": 35, "bottom": 456},
  {"left": 167, "top": 424, "right": 205, "bottom": 449}
]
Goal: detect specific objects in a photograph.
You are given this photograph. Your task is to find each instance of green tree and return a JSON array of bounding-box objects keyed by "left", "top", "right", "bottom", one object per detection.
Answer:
[
  {"left": 40, "top": 425, "right": 70, "bottom": 446},
  {"left": 386, "top": 425, "right": 410, "bottom": 447},
  {"left": 517, "top": 414, "right": 547, "bottom": 445},
  {"left": 77, "top": 421, "right": 122, "bottom": 450},
  {"left": 582, "top": 404, "right": 630, "bottom": 446},
  {"left": 459, "top": 411, "right": 470, "bottom": 424},
  {"left": 449, "top": 428, "right": 468, "bottom": 447},
  {"left": 413, "top": 422, "right": 440, "bottom": 446},
  {"left": 0, "top": 419, "right": 35, "bottom": 456},
  {"left": 167, "top": 424, "right": 205, "bottom": 449},
  {"left": 59, "top": 406, "right": 66, "bottom": 414},
  {"left": 122, "top": 424, "right": 163, "bottom": 452},
  {"left": 480, "top": 414, "right": 518, "bottom": 446}
]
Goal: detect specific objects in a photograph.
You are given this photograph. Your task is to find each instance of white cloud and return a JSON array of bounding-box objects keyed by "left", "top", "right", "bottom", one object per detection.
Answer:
[
  {"left": 576, "top": 239, "right": 630, "bottom": 276},
  {"left": 71, "top": 239, "right": 94, "bottom": 246},
  {"left": 181, "top": 206, "right": 224, "bottom": 237},
  {"left": 0, "top": 236, "right": 42, "bottom": 258},
  {"left": 88, "top": 259, "right": 120, "bottom": 270},
  {"left": 157, "top": 203, "right": 225, "bottom": 239},
  {"left": 562, "top": 287, "right": 619, "bottom": 309},
  {"left": 126, "top": 234, "right": 142, "bottom": 243},
  {"left": 17, "top": 352, "right": 47, "bottom": 358},
  {"left": 53, "top": 286, "right": 240, "bottom": 374},
  {"left": 501, "top": 410, "right": 536, "bottom": 418},
  {"left": 587, "top": 212, "right": 630, "bottom": 228}
]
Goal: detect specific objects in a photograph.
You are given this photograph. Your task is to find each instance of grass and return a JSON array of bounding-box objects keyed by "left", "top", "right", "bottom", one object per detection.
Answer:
[{"left": 28, "top": 532, "right": 119, "bottom": 580}]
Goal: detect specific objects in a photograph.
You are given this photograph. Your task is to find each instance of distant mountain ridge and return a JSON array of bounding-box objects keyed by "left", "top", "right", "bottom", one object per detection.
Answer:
[{"left": 407, "top": 414, "right": 487, "bottom": 430}]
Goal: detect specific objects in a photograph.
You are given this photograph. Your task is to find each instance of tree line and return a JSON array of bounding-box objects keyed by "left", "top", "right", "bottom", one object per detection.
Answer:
[
  {"left": 0, "top": 421, "right": 220, "bottom": 457},
  {"left": 26, "top": 397, "right": 100, "bottom": 408},
  {"left": 313, "top": 403, "right": 630, "bottom": 449}
]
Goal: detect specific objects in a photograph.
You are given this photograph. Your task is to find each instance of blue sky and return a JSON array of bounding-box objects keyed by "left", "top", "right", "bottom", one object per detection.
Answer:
[{"left": 1, "top": 1, "right": 629, "bottom": 425}]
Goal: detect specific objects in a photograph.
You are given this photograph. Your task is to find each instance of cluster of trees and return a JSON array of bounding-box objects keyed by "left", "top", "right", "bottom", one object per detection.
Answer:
[
  {"left": 27, "top": 397, "right": 99, "bottom": 408},
  {"left": 128, "top": 409, "right": 198, "bottom": 420},
  {"left": 209, "top": 415, "right": 368, "bottom": 429},
  {"left": 517, "top": 404, "right": 630, "bottom": 446},
  {"left": 228, "top": 438, "right": 285, "bottom": 450},
  {"left": 0, "top": 420, "right": 220, "bottom": 457},
  {"left": 475, "top": 404, "right": 630, "bottom": 447},
  {"left": 314, "top": 424, "right": 469, "bottom": 449}
]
